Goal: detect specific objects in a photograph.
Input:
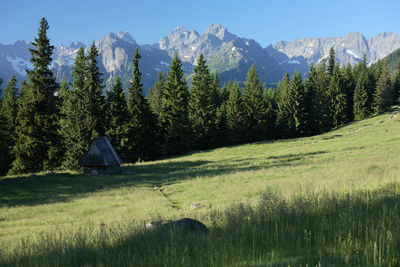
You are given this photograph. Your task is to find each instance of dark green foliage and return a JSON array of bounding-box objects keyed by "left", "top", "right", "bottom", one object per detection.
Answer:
[
  {"left": 392, "top": 62, "right": 400, "bottom": 103},
  {"left": 0, "top": 75, "right": 19, "bottom": 172},
  {"left": 83, "top": 42, "right": 107, "bottom": 140},
  {"left": 304, "top": 64, "right": 322, "bottom": 135},
  {"left": 159, "top": 53, "right": 191, "bottom": 157},
  {"left": 225, "top": 80, "right": 245, "bottom": 145},
  {"left": 290, "top": 71, "right": 309, "bottom": 136},
  {"left": 127, "top": 48, "right": 159, "bottom": 162},
  {"left": 263, "top": 88, "right": 277, "bottom": 139},
  {"left": 314, "top": 61, "right": 332, "bottom": 132},
  {"left": 327, "top": 47, "right": 335, "bottom": 76},
  {"left": 188, "top": 54, "right": 218, "bottom": 149},
  {"left": 373, "top": 62, "right": 392, "bottom": 113},
  {"left": 148, "top": 72, "right": 166, "bottom": 116},
  {"left": 60, "top": 48, "right": 88, "bottom": 169},
  {"left": 328, "top": 64, "right": 348, "bottom": 128},
  {"left": 341, "top": 64, "right": 355, "bottom": 122},
  {"left": 353, "top": 67, "right": 371, "bottom": 120},
  {"left": 242, "top": 65, "right": 268, "bottom": 142},
  {"left": 106, "top": 77, "right": 129, "bottom": 161},
  {"left": 10, "top": 18, "right": 61, "bottom": 174},
  {"left": 276, "top": 72, "right": 295, "bottom": 138}
]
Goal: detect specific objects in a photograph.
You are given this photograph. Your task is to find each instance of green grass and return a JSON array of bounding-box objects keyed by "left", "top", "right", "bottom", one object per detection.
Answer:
[{"left": 1, "top": 109, "right": 400, "bottom": 266}]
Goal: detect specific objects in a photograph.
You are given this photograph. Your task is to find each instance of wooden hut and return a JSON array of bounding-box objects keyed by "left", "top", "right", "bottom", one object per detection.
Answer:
[{"left": 80, "top": 136, "right": 123, "bottom": 176}]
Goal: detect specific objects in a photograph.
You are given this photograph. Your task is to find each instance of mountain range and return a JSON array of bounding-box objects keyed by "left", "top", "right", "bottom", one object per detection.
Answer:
[{"left": 1, "top": 24, "right": 400, "bottom": 94}]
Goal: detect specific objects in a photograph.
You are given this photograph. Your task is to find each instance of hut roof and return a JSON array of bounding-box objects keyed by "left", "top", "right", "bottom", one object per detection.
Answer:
[{"left": 80, "top": 137, "right": 123, "bottom": 167}]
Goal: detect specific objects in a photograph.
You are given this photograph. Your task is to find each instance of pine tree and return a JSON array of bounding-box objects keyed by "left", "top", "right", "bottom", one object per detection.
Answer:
[
  {"left": 159, "top": 53, "right": 191, "bottom": 156},
  {"left": 392, "top": 62, "right": 400, "bottom": 103},
  {"left": 60, "top": 47, "right": 88, "bottom": 169},
  {"left": 127, "top": 48, "right": 159, "bottom": 162},
  {"left": 10, "top": 18, "right": 61, "bottom": 174},
  {"left": 148, "top": 72, "right": 166, "bottom": 116},
  {"left": 315, "top": 60, "right": 331, "bottom": 132},
  {"left": 0, "top": 75, "right": 19, "bottom": 171},
  {"left": 341, "top": 64, "right": 355, "bottom": 122},
  {"left": 0, "top": 78, "right": 8, "bottom": 174},
  {"left": 276, "top": 72, "right": 295, "bottom": 138},
  {"left": 373, "top": 61, "right": 392, "bottom": 113},
  {"left": 353, "top": 67, "right": 370, "bottom": 120},
  {"left": 327, "top": 47, "right": 336, "bottom": 76},
  {"left": 188, "top": 54, "right": 218, "bottom": 149},
  {"left": 225, "top": 80, "right": 245, "bottom": 145},
  {"left": 304, "top": 64, "right": 321, "bottom": 135},
  {"left": 105, "top": 77, "right": 129, "bottom": 160},
  {"left": 264, "top": 88, "right": 277, "bottom": 139},
  {"left": 242, "top": 65, "right": 268, "bottom": 142},
  {"left": 291, "top": 71, "right": 309, "bottom": 136},
  {"left": 83, "top": 42, "right": 106, "bottom": 140},
  {"left": 328, "top": 64, "right": 347, "bottom": 127}
]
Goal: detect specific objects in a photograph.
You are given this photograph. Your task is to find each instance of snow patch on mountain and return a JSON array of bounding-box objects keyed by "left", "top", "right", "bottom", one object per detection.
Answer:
[{"left": 6, "top": 56, "right": 33, "bottom": 76}]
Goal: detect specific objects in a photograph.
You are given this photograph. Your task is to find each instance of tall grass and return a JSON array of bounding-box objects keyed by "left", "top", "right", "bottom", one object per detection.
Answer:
[{"left": 2, "top": 183, "right": 399, "bottom": 266}]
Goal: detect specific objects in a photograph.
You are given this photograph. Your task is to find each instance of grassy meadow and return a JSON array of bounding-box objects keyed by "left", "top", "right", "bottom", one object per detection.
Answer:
[{"left": 1, "top": 109, "right": 400, "bottom": 266}]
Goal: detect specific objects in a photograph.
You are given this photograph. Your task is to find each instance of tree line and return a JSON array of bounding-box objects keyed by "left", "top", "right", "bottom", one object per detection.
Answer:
[{"left": 1, "top": 18, "right": 400, "bottom": 175}]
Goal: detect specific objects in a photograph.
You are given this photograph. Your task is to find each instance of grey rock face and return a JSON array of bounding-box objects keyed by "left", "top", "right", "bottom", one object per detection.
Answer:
[{"left": 271, "top": 32, "right": 400, "bottom": 67}]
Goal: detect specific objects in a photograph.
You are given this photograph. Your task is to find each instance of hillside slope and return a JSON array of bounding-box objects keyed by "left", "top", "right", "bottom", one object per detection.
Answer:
[{"left": 1, "top": 109, "right": 400, "bottom": 265}]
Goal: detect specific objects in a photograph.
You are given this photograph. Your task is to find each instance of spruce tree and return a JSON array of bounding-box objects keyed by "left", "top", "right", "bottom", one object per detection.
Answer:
[
  {"left": 0, "top": 78, "right": 8, "bottom": 174},
  {"left": 264, "top": 88, "right": 278, "bottom": 139},
  {"left": 373, "top": 62, "right": 392, "bottom": 113},
  {"left": 341, "top": 64, "right": 355, "bottom": 122},
  {"left": 353, "top": 67, "right": 370, "bottom": 120},
  {"left": 242, "top": 65, "right": 268, "bottom": 142},
  {"left": 127, "top": 48, "right": 159, "bottom": 162},
  {"left": 392, "top": 62, "right": 400, "bottom": 103},
  {"left": 106, "top": 77, "right": 129, "bottom": 160},
  {"left": 291, "top": 71, "right": 308, "bottom": 136},
  {"left": 148, "top": 72, "right": 166, "bottom": 116},
  {"left": 10, "top": 18, "right": 61, "bottom": 174},
  {"left": 188, "top": 54, "right": 218, "bottom": 149},
  {"left": 225, "top": 80, "right": 245, "bottom": 145},
  {"left": 159, "top": 53, "right": 191, "bottom": 156},
  {"left": 61, "top": 47, "right": 88, "bottom": 169},
  {"left": 327, "top": 47, "right": 336, "bottom": 76},
  {"left": 83, "top": 42, "right": 106, "bottom": 140},
  {"left": 304, "top": 64, "right": 321, "bottom": 135},
  {"left": 276, "top": 72, "right": 295, "bottom": 138},
  {"left": 0, "top": 75, "right": 19, "bottom": 170},
  {"left": 315, "top": 60, "right": 331, "bottom": 132},
  {"left": 328, "top": 64, "right": 347, "bottom": 127}
]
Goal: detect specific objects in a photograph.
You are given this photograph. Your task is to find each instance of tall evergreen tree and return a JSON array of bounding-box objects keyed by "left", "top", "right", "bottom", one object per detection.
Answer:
[
  {"left": 0, "top": 78, "right": 8, "bottom": 174},
  {"left": 148, "top": 72, "right": 166, "bottom": 116},
  {"left": 327, "top": 47, "right": 336, "bottom": 76},
  {"left": 159, "top": 53, "right": 191, "bottom": 156},
  {"left": 242, "top": 65, "right": 268, "bottom": 142},
  {"left": 0, "top": 75, "right": 19, "bottom": 170},
  {"left": 188, "top": 54, "right": 218, "bottom": 149},
  {"left": 315, "top": 60, "right": 332, "bottom": 132},
  {"left": 264, "top": 88, "right": 278, "bottom": 139},
  {"left": 60, "top": 47, "right": 88, "bottom": 169},
  {"left": 304, "top": 64, "right": 321, "bottom": 135},
  {"left": 328, "top": 64, "right": 348, "bottom": 127},
  {"left": 225, "top": 80, "right": 245, "bottom": 145},
  {"left": 290, "top": 71, "right": 309, "bottom": 136},
  {"left": 341, "top": 64, "right": 356, "bottom": 122},
  {"left": 83, "top": 42, "right": 106, "bottom": 140},
  {"left": 106, "top": 77, "right": 129, "bottom": 160},
  {"left": 392, "top": 62, "right": 400, "bottom": 103},
  {"left": 10, "top": 18, "right": 60, "bottom": 174},
  {"left": 127, "top": 48, "right": 159, "bottom": 162},
  {"left": 276, "top": 72, "right": 295, "bottom": 137},
  {"left": 353, "top": 66, "right": 370, "bottom": 120},
  {"left": 373, "top": 61, "right": 392, "bottom": 113}
]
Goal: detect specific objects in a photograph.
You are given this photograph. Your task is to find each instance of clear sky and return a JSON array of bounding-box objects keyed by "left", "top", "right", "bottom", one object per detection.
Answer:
[{"left": 1, "top": 0, "right": 399, "bottom": 47}]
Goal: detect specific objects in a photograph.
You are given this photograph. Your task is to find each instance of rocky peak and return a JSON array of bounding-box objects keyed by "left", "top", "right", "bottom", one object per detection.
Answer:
[
  {"left": 204, "top": 24, "right": 236, "bottom": 42},
  {"left": 116, "top": 31, "right": 136, "bottom": 45}
]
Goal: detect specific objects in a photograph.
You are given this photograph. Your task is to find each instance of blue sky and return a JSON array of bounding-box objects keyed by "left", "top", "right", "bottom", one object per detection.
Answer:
[{"left": 1, "top": 0, "right": 399, "bottom": 47}]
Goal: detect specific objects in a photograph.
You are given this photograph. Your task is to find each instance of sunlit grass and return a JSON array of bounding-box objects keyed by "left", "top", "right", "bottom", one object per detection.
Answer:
[{"left": 1, "top": 109, "right": 400, "bottom": 265}]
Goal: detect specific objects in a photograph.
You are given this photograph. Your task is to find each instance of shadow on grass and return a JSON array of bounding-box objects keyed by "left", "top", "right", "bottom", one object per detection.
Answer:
[
  {"left": 0, "top": 151, "right": 326, "bottom": 208},
  {"left": 3, "top": 183, "right": 399, "bottom": 266}
]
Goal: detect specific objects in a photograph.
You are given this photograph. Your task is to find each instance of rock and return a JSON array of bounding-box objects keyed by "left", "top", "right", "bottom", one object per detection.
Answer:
[
  {"left": 146, "top": 218, "right": 209, "bottom": 234},
  {"left": 190, "top": 202, "right": 205, "bottom": 210}
]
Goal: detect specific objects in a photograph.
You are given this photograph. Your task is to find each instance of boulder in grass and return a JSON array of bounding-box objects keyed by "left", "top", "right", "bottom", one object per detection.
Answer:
[
  {"left": 190, "top": 202, "right": 205, "bottom": 210},
  {"left": 146, "top": 218, "right": 209, "bottom": 234}
]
